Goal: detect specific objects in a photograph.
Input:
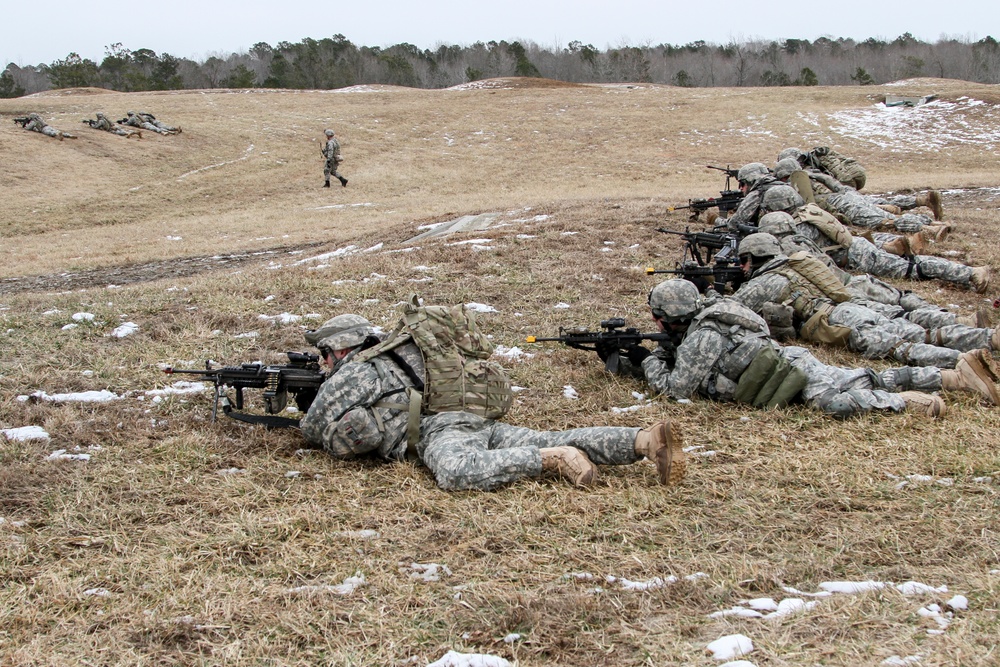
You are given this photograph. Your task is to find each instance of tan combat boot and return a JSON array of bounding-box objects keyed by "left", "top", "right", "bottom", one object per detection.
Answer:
[
  {"left": 906, "top": 232, "right": 926, "bottom": 256},
  {"left": 880, "top": 236, "right": 909, "bottom": 257},
  {"left": 877, "top": 204, "right": 903, "bottom": 215},
  {"left": 634, "top": 421, "right": 686, "bottom": 485},
  {"left": 941, "top": 350, "right": 1000, "bottom": 405},
  {"left": 921, "top": 223, "right": 952, "bottom": 243},
  {"left": 955, "top": 307, "right": 990, "bottom": 329},
  {"left": 916, "top": 190, "right": 944, "bottom": 220},
  {"left": 970, "top": 266, "right": 991, "bottom": 294},
  {"left": 539, "top": 447, "right": 597, "bottom": 487},
  {"left": 899, "top": 391, "right": 947, "bottom": 418}
]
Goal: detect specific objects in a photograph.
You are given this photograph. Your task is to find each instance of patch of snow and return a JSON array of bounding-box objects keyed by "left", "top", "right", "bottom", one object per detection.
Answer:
[{"left": 2, "top": 426, "right": 50, "bottom": 441}]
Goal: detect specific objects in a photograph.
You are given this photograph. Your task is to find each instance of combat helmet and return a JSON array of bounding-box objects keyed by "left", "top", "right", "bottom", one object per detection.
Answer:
[
  {"left": 737, "top": 162, "right": 770, "bottom": 186},
  {"left": 758, "top": 211, "right": 796, "bottom": 238},
  {"left": 760, "top": 185, "right": 804, "bottom": 214},
  {"left": 324, "top": 129, "right": 335, "bottom": 137},
  {"left": 773, "top": 157, "right": 801, "bottom": 180},
  {"left": 777, "top": 147, "right": 805, "bottom": 163},
  {"left": 738, "top": 232, "right": 783, "bottom": 261},
  {"left": 648, "top": 279, "right": 702, "bottom": 322},
  {"left": 304, "top": 314, "right": 374, "bottom": 351}
]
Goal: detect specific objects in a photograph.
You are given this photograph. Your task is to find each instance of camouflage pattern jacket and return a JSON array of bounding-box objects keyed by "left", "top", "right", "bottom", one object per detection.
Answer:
[
  {"left": 300, "top": 342, "right": 424, "bottom": 461},
  {"left": 641, "top": 299, "right": 772, "bottom": 402}
]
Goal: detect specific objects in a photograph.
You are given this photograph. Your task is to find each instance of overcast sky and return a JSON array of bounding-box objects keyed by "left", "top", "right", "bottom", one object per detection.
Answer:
[{"left": 2, "top": 0, "right": 993, "bottom": 67}]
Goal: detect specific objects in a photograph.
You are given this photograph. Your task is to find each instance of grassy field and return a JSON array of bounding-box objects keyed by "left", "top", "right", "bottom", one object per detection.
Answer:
[{"left": 1, "top": 77, "right": 999, "bottom": 666}]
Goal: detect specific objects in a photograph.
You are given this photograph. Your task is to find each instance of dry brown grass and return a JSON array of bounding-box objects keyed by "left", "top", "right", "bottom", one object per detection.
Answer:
[{"left": 2, "top": 78, "right": 1000, "bottom": 666}]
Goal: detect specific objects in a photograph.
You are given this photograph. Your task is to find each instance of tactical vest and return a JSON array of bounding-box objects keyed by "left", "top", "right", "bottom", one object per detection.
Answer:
[
  {"left": 354, "top": 296, "right": 513, "bottom": 448},
  {"left": 793, "top": 203, "right": 853, "bottom": 251},
  {"left": 807, "top": 147, "right": 867, "bottom": 190},
  {"left": 766, "top": 252, "right": 851, "bottom": 319},
  {"left": 692, "top": 301, "right": 806, "bottom": 407}
]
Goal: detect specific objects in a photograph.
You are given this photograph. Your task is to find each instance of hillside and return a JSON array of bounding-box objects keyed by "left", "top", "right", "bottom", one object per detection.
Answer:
[{"left": 1, "top": 78, "right": 1000, "bottom": 666}]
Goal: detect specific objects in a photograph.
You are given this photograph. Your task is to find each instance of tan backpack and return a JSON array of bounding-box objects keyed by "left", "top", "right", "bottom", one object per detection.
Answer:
[
  {"left": 354, "top": 295, "right": 513, "bottom": 446},
  {"left": 807, "top": 146, "right": 867, "bottom": 190}
]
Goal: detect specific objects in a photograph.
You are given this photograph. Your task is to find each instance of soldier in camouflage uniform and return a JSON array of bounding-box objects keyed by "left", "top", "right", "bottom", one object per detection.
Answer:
[
  {"left": 321, "top": 129, "right": 348, "bottom": 188},
  {"left": 22, "top": 113, "right": 76, "bottom": 140},
  {"left": 628, "top": 279, "right": 957, "bottom": 419},
  {"left": 760, "top": 185, "right": 991, "bottom": 294},
  {"left": 728, "top": 234, "right": 1000, "bottom": 404},
  {"left": 298, "top": 314, "right": 685, "bottom": 490},
  {"left": 121, "top": 111, "right": 180, "bottom": 135},
  {"left": 720, "top": 162, "right": 781, "bottom": 232},
  {"left": 83, "top": 112, "right": 141, "bottom": 138},
  {"left": 776, "top": 148, "right": 944, "bottom": 220},
  {"left": 758, "top": 210, "right": 994, "bottom": 333}
]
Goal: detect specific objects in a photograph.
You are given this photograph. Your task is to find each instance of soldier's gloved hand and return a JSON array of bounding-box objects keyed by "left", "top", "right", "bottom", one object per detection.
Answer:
[
  {"left": 595, "top": 341, "right": 617, "bottom": 363},
  {"left": 626, "top": 345, "right": 651, "bottom": 365}
]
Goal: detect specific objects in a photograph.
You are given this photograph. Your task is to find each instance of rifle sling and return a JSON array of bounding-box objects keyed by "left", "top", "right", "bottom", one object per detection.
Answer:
[{"left": 220, "top": 398, "right": 302, "bottom": 429}]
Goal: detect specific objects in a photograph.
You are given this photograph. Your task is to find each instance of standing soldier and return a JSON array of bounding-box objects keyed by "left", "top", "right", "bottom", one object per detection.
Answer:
[{"left": 322, "top": 129, "right": 348, "bottom": 188}]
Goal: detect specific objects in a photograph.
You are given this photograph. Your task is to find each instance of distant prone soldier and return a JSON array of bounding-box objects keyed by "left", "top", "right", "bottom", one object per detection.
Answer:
[
  {"left": 82, "top": 112, "right": 141, "bottom": 139},
  {"left": 120, "top": 110, "right": 180, "bottom": 135},
  {"left": 19, "top": 113, "right": 77, "bottom": 140}
]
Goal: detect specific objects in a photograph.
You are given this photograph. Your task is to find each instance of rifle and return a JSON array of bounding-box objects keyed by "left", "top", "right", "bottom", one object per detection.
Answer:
[
  {"left": 645, "top": 259, "right": 745, "bottom": 295},
  {"left": 707, "top": 164, "right": 739, "bottom": 180},
  {"left": 667, "top": 165, "right": 745, "bottom": 220},
  {"left": 81, "top": 119, "right": 98, "bottom": 127},
  {"left": 525, "top": 317, "right": 673, "bottom": 374},
  {"left": 656, "top": 226, "right": 738, "bottom": 266},
  {"left": 163, "top": 351, "right": 325, "bottom": 428},
  {"left": 13, "top": 116, "right": 30, "bottom": 127}
]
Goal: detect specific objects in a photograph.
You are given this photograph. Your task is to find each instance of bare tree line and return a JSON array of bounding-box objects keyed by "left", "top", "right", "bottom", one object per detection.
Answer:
[{"left": 3, "top": 33, "right": 1000, "bottom": 98}]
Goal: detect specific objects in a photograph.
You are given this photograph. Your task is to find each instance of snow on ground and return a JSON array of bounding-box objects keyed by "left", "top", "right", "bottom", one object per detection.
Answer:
[
  {"left": 2, "top": 425, "right": 50, "bottom": 441},
  {"left": 828, "top": 97, "right": 1000, "bottom": 151}
]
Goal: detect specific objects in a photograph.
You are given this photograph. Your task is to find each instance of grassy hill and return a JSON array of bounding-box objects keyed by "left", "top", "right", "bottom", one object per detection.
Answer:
[{"left": 1, "top": 78, "right": 999, "bottom": 665}]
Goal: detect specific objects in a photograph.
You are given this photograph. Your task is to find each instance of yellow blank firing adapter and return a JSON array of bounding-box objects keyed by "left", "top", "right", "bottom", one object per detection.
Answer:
[
  {"left": 525, "top": 336, "right": 538, "bottom": 343},
  {"left": 645, "top": 267, "right": 656, "bottom": 274}
]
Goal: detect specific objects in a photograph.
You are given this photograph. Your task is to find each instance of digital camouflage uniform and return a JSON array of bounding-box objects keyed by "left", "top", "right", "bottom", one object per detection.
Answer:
[
  {"left": 122, "top": 111, "right": 178, "bottom": 135},
  {"left": 724, "top": 167, "right": 781, "bottom": 231},
  {"left": 816, "top": 182, "right": 935, "bottom": 234},
  {"left": 757, "top": 210, "right": 997, "bottom": 352},
  {"left": 23, "top": 113, "right": 72, "bottom": 139},
  {"left": 731, "top": 251, "right": 976, "bottom": 368},
  {"left": 792, "top": 214, "right": 981, "bottom": 292},
  {"left": 322, "top": 131, "right": 346, "bottom": 186},
  {"left": 86, "top": 113, "right": 140, "bottom": 138},
  {"left": 301, "top": 340, "right": 643, "bottom": 491},
  {"left": 770, "top": 195, "right": 982, "bottom": 293},
  {"left": 639, "top": 298, "right": 941, "bottom": 418}
]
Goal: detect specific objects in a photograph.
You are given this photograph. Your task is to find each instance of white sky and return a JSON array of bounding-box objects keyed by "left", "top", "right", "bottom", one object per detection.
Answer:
[{"left": 1, "top": 0, "right": 993, "bottom": 67}]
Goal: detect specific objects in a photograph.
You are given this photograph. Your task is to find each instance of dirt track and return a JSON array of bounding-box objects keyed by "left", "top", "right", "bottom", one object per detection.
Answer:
[{"left": 3, "top": 188, "right": 995, "bottom": 296}]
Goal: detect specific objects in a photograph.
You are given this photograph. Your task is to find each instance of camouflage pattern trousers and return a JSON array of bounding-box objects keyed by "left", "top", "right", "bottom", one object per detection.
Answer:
[
  {"left": 845, "top": 274, "right": 995, "bottom": 350},
  {"left": 416, "top": 411, "right": 640, "bottom": 491},
  {"left": 324, "top": 158, "right": 343, "bottom": 181},
  {"left": 846, "top": 237, "right": 974, "bottom": 290},
  {"left": 823, "top": 191, "right": 932, "bottom": 233},
  {"left": 827, "top": 301, "right": 962, "bottom": 368},
  {"left": 780, "top": 345, "right": 942, "bottom": 417}
]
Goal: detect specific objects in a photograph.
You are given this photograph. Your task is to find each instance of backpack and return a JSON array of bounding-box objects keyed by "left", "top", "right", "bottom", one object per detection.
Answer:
[
  {"left": 354, "top": 295, "right": 513, "bottom": 446},
  {"left": 807, "top": 146, "right": 867, "bottom": 190}
]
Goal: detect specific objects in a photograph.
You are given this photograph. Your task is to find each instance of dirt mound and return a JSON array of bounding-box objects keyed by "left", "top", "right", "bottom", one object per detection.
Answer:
[
  {"left": 26, "top": 87, "right": 113, "bottom": 97},
  {"left": 448, "top": 77, "right": 585, "bottom": 91}
]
